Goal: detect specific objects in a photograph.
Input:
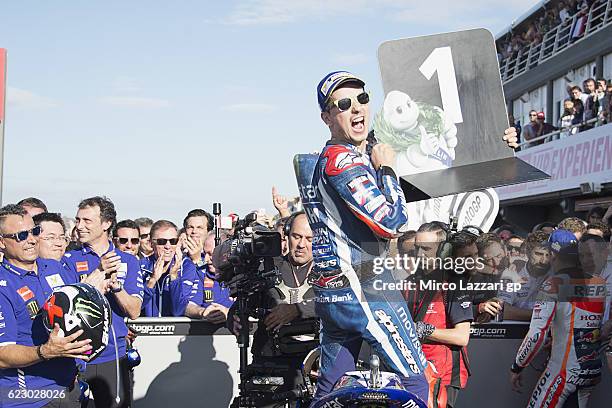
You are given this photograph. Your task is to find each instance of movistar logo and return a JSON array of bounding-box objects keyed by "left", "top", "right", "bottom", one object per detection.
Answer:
[{"left": 75, "top": 298, "right": 102, "bottom": 319}]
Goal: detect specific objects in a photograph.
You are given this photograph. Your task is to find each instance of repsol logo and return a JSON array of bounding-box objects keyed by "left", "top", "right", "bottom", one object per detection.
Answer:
[
  {"left": 130, "top": 324, "right": 176, "bottom": 335},
  {"left": 529, "top": 372, "right": 551, "bottom": 407}
]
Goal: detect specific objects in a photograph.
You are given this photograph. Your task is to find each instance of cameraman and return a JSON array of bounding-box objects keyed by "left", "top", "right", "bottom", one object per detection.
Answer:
[{"left": 228, "top": 212, "right": 316, "bottom": 407}]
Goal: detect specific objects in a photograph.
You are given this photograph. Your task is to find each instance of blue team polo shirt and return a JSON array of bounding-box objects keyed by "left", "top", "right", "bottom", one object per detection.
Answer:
[
  {"left": 139, "top": 256, "right": 199, "bottom": 317},
  {"left": 63, "top": 241, "right": 143, "bottom": 364},
  {"left": 0, "top": 258, "right": 79, "bottom": 408},
  {"left": 193, "top": 266, "right": 233, "bottom": 309}
]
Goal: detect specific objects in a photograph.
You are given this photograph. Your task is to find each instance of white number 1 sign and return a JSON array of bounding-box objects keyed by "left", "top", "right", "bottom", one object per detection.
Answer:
[{"left": 419, "top": 46, "right": 463, "bottom": 124}]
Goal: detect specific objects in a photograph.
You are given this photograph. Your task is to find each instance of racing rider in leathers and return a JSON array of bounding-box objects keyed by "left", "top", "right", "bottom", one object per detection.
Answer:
[
  {"left": 510, "top": 229, "right": 607, "bottom": 407},
  {"left": 306, "top": 71, "right": 519, "bottom": 405}
]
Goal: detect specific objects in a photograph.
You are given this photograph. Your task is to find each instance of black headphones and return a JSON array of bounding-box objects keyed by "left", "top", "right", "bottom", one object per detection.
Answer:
[
  {"left": 435, "top": 222, "right": 453, "bottom": 260},
  {"left": 283, "top": 211, "right": 305, "bottom": 237}
]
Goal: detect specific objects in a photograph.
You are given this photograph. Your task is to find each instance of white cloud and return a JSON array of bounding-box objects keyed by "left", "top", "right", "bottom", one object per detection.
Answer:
[
  {"left": 111, "top": 76, "right": 142, "bottom": 94},
  {"left": 220, "top": 103, "right": 278, "bottom": 113},
  {"left": 100, "top": 96, "right": 170, "bottom": 108},
  {"left": 219, "top": 0, "right": 370, "bottom": 25},
  {"left": 6, "top": 87, "right": 59, "bottom": 109},
  {"left": 219, "top": 0, "right": 538, "bottom": 30},
  {"left": 331, "top": 53, "right": 370, "bottom": 66}
]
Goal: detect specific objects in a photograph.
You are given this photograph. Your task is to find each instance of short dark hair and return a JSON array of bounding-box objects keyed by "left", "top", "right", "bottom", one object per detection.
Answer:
[
  {"left": 113, "top": 219, "right": 139, "bottom": 237},
  {"left": 570, "top": 85, "right": 582, "bottom": 92},
  {"left": 0, "top": 204, "right": 28, "bottom": 232},
  {"left": 476, "top": 232, "right": 502, "bottom": 254},
  {"left": 417, "top": 222, "right": 447, "bottom": 242},
  {"left": 397, "top": 230, "right": 417, "bottom": 246},
  {"left": 150, "top": 220, "right": 178, "bottom": 238},
  {"left": 183, "top": 209, "right": 214, "bottom": 232},
  {"left": 33, "top": 212, "right": 66, "bottom": 232},
  {"left": 525, "top": 230, "right": 551, "bottom": 253},
  {"left": 78, "top": 196, "right": 117, "bottom": 233},
  {"left": 579, "top": 233, "right": 605, "bottom": 244},
  {"left": 134, "top": 217, "right": 154, "bottom": 229},
  {"left": 450, "top": 231, "right": 478, "bottom": 257},
  {"left": 17, "top": 197, "right": 48, "bottom": 212},
  {"left": 586, "top": 221, "right": 609, "bottom": 237}
]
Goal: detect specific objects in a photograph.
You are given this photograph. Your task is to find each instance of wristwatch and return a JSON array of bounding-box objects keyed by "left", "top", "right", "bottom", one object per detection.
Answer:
[{"left": 110, "top": 281, "right": 123, "bottom": 293}]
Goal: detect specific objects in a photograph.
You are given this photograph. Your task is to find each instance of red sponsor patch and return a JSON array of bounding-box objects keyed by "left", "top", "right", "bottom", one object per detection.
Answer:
[
  {"left": 323, "top": 145, "right": 365, "bottom": 176},
  {"left": 76, "top": 261, "right": 89, "bottom": 273},
  {"left": 203, "top": 278, "right": 214, "bottom": 288},
  {"left": 17, "top": 286, "right": 34, "bottom": 302}
]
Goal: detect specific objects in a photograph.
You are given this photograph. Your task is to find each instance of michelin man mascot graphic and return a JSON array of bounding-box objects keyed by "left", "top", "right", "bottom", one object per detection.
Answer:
[
  {"left": 373, "top": 90, "right": 458, "bottom": 176},
  {"left": 373, "top": 90, "right": 499, "bottom": 232}
]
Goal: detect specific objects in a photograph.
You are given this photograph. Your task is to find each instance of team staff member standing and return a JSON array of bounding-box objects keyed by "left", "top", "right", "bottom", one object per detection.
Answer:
[
  {"left": 140, "top": 220, "right": 199, "bottom": 318},
  {"left": 63, "top": 197, "right": 143, "bottom": 408},
  {"left": 0, "top": 205, "right": 97, "bottom": 407}
]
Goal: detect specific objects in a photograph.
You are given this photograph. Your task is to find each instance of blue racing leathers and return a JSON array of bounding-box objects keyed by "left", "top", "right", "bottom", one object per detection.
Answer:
[{"left": 300, "top": 142, "right": 428, "bottom": 403}]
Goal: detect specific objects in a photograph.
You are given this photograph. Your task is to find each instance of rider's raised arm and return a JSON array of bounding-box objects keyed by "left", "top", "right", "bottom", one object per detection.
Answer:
[{"left": 322, "top": 145, "right": 408, "bottom": 239}]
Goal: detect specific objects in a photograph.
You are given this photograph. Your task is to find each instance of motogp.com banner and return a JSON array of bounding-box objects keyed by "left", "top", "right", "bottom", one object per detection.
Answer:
[{"left": 496, "top": 124, "right": 612, "bottom": 200}]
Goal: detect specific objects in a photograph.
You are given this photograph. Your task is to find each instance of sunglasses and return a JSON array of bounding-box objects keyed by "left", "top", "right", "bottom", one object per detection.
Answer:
[
  {"left": 328, "top": 91, "right": 369, "bottom": 112},
  {"left": 507, "top": 245, "right": 522, "bottom": 253},
  {"left": 154, "top": 238, "right": 179, "bottom": 246},
  {"left": 1, "top": 225, "right": 42, "bottom": 242},
  {"left": 140, "top": 233, "right": 150, "bottom": 239},
  {"left": 118, "top": 237, "right": 140, "bottom": 245}
]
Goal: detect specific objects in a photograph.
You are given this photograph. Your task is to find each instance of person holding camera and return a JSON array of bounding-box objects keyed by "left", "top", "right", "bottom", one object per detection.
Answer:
[{"left": 228, "top": 212, "right": 316, "bottom": 407}]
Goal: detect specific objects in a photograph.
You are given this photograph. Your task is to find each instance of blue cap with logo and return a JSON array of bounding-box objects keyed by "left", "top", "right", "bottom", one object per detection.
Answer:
[
  {"left": 547, "top": 229, "right": 578, "bottom": 254},
  {"left": 317, "top": 71, "right": 365, "bottom": 111}
]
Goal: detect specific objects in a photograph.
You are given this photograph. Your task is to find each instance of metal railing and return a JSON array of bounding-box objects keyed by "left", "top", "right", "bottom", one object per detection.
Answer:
[
  {"left": 516, "top": 117, "right": 601, "bottom": 149},
  {"left": 499, "top": 0, "right": 612, "bottom": 83}
]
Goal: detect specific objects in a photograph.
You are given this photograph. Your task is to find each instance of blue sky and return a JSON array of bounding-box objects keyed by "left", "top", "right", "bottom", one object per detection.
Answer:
[{"left": 1, "top": 0, "right": 536, "bottom": 224}]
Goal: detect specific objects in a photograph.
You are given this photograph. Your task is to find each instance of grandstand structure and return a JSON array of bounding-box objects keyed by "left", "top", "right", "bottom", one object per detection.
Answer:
[{"left": 494, "top": 0, "right": 612, "bottom": 232}]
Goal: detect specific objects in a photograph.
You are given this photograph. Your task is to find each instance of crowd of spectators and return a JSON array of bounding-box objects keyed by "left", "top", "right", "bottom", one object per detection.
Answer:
[
  {"left": 497, "top": 0, "right": 607, "bottom": 62},
  {"left": 515, "top": 76, "right": 612, "bottom": 148}
]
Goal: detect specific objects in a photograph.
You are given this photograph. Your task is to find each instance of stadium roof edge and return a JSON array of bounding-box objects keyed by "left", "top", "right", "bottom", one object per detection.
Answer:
[{"left": 495, "top": 0, "right": 549, "bottom": 41}]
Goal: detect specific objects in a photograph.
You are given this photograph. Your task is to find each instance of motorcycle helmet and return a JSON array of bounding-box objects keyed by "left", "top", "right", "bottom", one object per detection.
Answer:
[{"left": 43, "top": 283, "right": 112, "bottom": 362}]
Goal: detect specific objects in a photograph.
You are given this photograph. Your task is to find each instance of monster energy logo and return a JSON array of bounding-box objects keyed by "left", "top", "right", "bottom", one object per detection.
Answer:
[{"left": 75, "top": 298, "right": 102, "bottom": 320}]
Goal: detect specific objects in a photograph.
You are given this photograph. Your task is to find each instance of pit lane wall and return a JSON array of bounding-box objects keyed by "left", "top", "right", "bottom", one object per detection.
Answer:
[
  {"left": 127, "top": 318, "right": 611, "bottom": 408},
  {"left": 496, "top": 123, "right": 612, "bottom": 201}
]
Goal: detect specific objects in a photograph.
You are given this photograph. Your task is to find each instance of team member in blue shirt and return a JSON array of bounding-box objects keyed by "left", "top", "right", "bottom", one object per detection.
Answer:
[
  {"left": 185, "top": 232, "right": 233, "bottom": 324},
  {"left": 139, "top": 220, "right": 199, "bottom": 317},
  {"left": 63, "top": 197, "right": 143, "bottom": 408},
  {"left": 0, "top": 205, "right": 92, "bottom": 408}
]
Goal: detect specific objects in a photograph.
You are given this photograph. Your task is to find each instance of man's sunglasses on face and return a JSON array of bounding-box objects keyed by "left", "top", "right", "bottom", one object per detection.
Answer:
[
  {"left": 118, "top": 238, "right": 140, "bottom": 245},
  {"left": 507, "top": 245, "right": 521, "bottom": 253},
  {"left": 154, "top": 238, "right": 179, "bottom": 246},
  {"left": 328, "top": 91, "right": 369, "bottom": 112},
  {"left": 1, "top": 225, "right": 42, "bottom": 242}
]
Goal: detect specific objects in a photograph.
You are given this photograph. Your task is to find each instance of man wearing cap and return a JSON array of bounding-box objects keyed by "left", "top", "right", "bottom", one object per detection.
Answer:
[
  {"left": 510, "top": 229, "right": 606, "bottom": 407},
  {"left": 305, "top": 71, "right": 518, "bottom": 404}
]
